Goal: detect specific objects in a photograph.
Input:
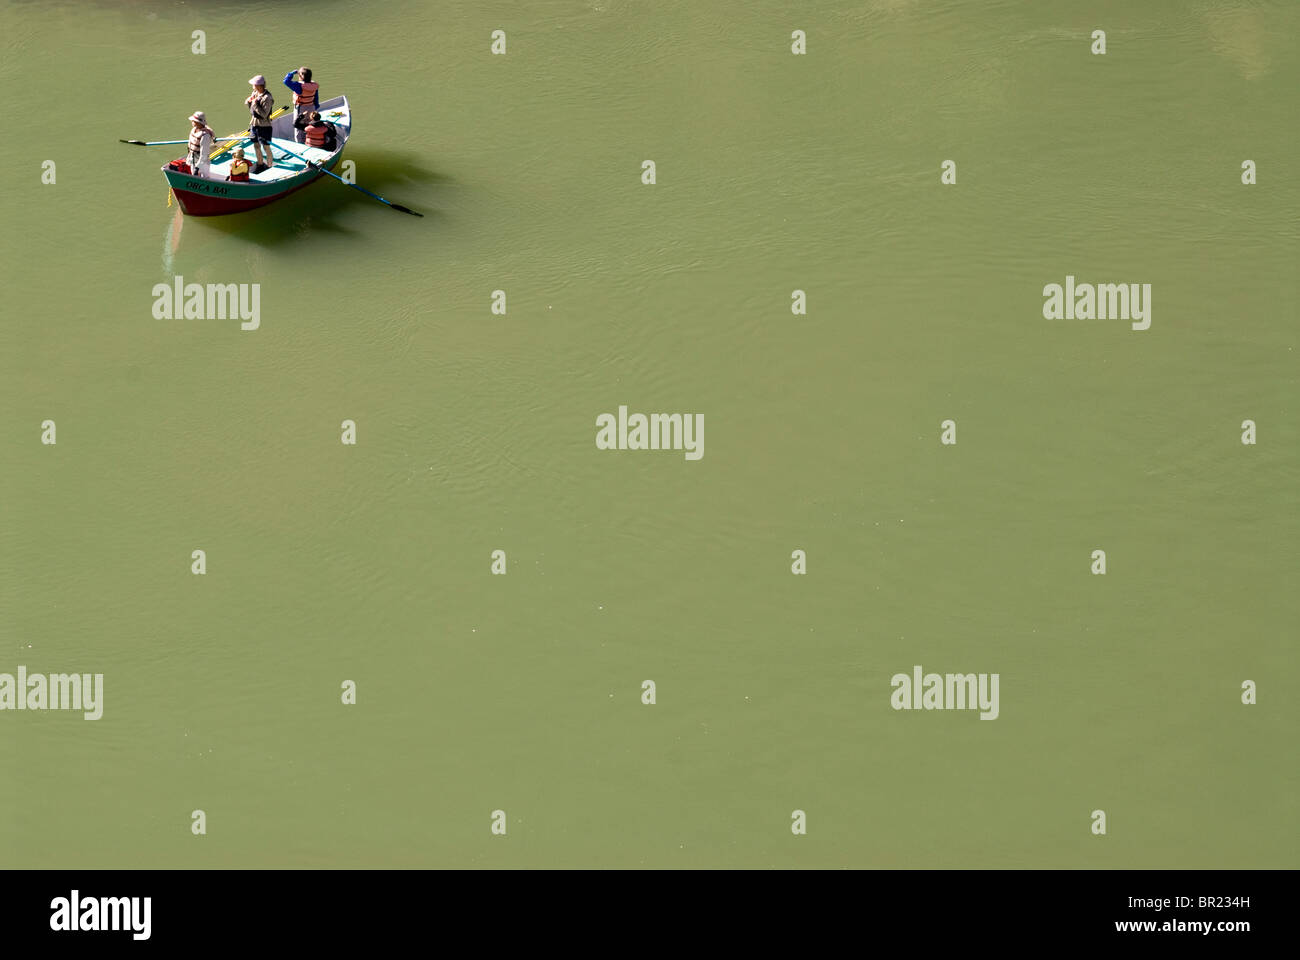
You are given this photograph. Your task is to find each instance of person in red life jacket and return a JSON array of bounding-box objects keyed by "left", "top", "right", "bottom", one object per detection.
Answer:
[
  {"left": 227, "top": 147, "right": 252, "bottom": 182},
  {"left": 186, "top": 111, "right": 215, "bottom": 179},
  {"left": 302, "top": 111, "right": 337, "bottom": 152},
  {"left": 283, "top": 67, "right": 319, "bottom": 143},
  {"left": 244, "top": 75, "right": 275, "bottom": 173}
]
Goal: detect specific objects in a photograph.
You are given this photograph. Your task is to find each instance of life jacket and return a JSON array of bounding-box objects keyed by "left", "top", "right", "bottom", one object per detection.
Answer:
[
  {"left": 187, "top": 125, "right": 214, "bottom": 154},
  {"left": 228, "top": 158, "right": 251, "bottom": 181},
  {"left": 304, "top": 121, "right": 331, "bottom": 148},
  {"left": 294, "top": 80, "right": 319, "bottom": 106}
]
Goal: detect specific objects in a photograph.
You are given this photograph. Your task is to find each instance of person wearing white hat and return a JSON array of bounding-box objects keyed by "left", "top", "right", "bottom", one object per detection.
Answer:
[
  {"left": 244, "top": 75, "right": 275, "bottom": 173},
  {"left": 186, "top": 111, "right": 215, "bottom": 179}
]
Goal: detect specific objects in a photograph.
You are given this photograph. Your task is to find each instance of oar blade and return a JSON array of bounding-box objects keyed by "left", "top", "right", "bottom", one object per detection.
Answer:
[
  {"left": 281, "top": 143, "right": 424, "bottom": 219},
  {"left": 120, "top": 139, "right": 149, "bottom": 145}
]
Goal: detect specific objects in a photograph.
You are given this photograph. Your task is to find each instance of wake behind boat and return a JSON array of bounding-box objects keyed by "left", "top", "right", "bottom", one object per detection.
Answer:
[{"left": 162, "top": 96, "right": 352, "bottom": 216}]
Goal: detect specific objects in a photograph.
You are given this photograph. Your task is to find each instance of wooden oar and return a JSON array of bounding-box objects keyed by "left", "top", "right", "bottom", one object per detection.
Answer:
[
  {"left": 209, "top": 106, "right": 293, "bottom": 161},
  {"left": 121, "top": 106, "right": 292, "bottom": 154},
  {"left": 272, "top": 141, "right": 424, "bottom": 217},
  {"left": 120, "top": 137, "right": 242, "bottom": 146}
]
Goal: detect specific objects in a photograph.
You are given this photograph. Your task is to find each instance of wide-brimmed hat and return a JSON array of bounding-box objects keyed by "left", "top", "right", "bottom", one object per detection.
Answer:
[
  {"left": 188, "top": 111, "right": 206, "bottom": 124},
  {"left": 248, "top": 75, "right": 266, "bottom": 86}
]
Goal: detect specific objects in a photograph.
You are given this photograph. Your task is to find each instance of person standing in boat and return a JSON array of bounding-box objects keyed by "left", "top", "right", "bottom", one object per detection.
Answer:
[
  {"left": 186, "top": 111, "right": 215, "bottom": 179},
  {"left": 283, "top": 67, "right": 319, "bottom": 144},
  {"left": 227, "top": 147, "right": 251, "bottom": 182},
  {"left": 244, "top": 75, "right": 275, "bottom": 173}
]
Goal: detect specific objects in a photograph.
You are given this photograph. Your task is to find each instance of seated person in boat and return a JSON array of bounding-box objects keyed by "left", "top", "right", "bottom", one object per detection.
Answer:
[
  {"left": 227, "top": 147, "right": 251, "bottom": 182},
  {"left": 303, "top": 111, "right": 338, "bottom": 152},
  {"left": 186, "top": 111, "right": 215, "bottom": 179}
]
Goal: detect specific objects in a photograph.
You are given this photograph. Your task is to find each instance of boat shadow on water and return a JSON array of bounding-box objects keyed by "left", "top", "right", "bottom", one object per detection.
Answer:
[{"left": 188, "top": 148, "right": 451, "bottom": 247}]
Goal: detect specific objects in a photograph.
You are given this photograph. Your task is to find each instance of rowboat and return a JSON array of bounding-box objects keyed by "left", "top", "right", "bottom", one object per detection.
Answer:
[{"left": 163, "top": 95, "right": 352, "bottom": 216}]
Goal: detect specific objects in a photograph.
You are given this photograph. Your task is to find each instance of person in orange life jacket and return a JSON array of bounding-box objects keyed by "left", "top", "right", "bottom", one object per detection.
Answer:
[
  {"left": 303, "top": 111, "right": 337, "bottom": 151},
  {"left": 283, "top": 67, "right": 319, "bottom": 144},
  {"left": 227, "top": 147, "right": 251, "bottom": 182},
  {"left": 244, "top": 75, "right": 275, "bottom": 173},
  {"left": 185, "top": 111, "right": 215, "bottom": 179}
]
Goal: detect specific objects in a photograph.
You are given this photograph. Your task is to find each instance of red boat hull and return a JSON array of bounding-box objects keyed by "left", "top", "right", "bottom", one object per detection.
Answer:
[{"left": 169, "top": 174, "right": 327, "bottom": 216}]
